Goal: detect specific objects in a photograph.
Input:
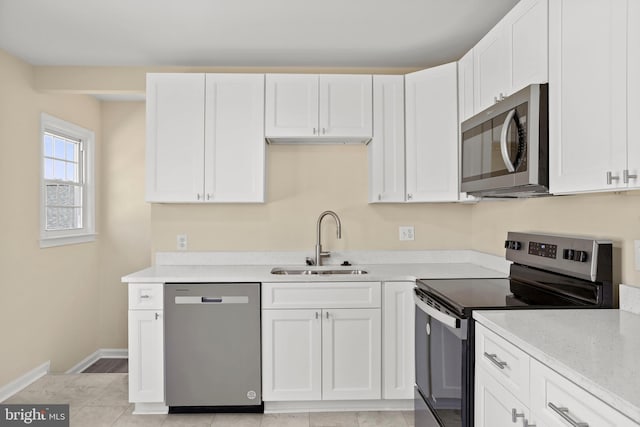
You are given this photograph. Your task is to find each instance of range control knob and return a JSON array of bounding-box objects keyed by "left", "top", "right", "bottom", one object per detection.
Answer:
[
  {"left": 504, "top": 240, "right": 522, "bottom": 250},
  {"left": 563, "top": 249, "right": 575, "bottom": 260},
  {"left": 574, "top": 250, "right": 588, "bottom": 262}
]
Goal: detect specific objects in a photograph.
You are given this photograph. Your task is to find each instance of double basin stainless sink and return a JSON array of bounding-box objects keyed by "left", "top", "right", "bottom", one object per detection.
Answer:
[{"left": 270, "top": 267, "right": 368, "bottom": 276}]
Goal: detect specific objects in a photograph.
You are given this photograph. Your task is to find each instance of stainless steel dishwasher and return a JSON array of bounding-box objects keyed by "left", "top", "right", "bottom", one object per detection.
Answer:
[{"left": 164, "top": 283, "right": 262, "bottom": 412}]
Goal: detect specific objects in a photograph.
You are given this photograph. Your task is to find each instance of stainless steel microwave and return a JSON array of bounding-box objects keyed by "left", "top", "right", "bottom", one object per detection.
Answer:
[{"left": 460, "top": 84, "right": 548, "bottom": 197}]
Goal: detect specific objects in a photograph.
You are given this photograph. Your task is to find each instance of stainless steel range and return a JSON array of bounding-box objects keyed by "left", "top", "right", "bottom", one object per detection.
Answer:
[{"left": 413, "top": 232, "right": 614, "bottom": 427}]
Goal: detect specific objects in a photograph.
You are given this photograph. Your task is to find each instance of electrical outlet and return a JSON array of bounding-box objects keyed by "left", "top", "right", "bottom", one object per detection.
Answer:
[
  {"left": 399, "top": 226, "right": 415, "bottom": 241},
  {"left": 635, "top": 240, "right": 640, "bottom": 271},
  {"left": 177, "top": 234, "right": 188, "bottom": 251}
]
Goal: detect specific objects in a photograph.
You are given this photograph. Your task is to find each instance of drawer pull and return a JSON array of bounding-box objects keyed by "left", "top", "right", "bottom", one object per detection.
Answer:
[
  {"left": 548, "top": 402, "right": 589, "bottom": 427},
  {"left": 524, "top": 421, "right": 536, "bottom": 427},
  {"left": 484, "top": 352, "right": 508, "bottom": 369},
  {"left": 512, "top": 408, "right": 524, "bottom": 422},
  {"left": 140, "top": 295, "right": 150, "bottom": 299}
]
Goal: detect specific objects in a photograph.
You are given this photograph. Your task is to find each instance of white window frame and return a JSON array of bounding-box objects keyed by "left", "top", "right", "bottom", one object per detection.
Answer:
[{"left": 40, "top": 113, "right": 96, "bottom": 248}]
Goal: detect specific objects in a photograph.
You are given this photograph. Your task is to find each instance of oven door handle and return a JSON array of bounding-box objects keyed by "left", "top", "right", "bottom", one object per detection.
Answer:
[
  {"left": 500, "top": 108, "right": 517, "bottom": 173},
  {"left": 413, "top": 289, "right": 460, "bottom": 329}
]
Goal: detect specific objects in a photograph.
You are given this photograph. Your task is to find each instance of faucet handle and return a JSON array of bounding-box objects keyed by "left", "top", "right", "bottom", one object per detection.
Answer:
[{"left": 320, "top": 251, "right": 331, "bottom": 258}]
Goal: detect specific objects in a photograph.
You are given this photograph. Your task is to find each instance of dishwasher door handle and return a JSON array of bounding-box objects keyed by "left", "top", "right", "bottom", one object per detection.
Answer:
[
  {"left": 201, "top": 297, "right": 223, "bottom": 303},
  {"left": 175, "top": 296, "right": 249, "bottom": 304}
]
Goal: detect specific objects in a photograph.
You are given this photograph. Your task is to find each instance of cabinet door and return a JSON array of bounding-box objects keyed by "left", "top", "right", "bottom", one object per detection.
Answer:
[
  {"left": 265, "top": 74, "right": 319, "bottom": 137},
  {"left": 549, "top": 0, "right": 628, "bottom": 194},
  {"left": 204, "top": 74, "right": 265, "bottom": 202},
  {"left": 322, "top": 308, "right": 381, "bottom": 400},
  {"left": 146, "top": 73, "right": 205, "bottom": 202},
  {"left": 458, "top": 49, "right": 475, "bottom": 123},
  {"left": 368, "top": 75, "right": 406, "bottom": 203},
  {"left": 474, "top": 24, "right": 510, "bottom": 113},
  {"left": 319, "top": 75, "right": 373, "bottom": 138},
  {"left": 262, "top": 309, "right": 322, "bottom": 401},
  {"left": 627, "top": 0, "right": 640, "bottom": 189},
  {"left": 507, "top": 0, "right": 548, "bottom": 93},
  {"left": 405, "top": 63, "right": 459, "bottom": 202},
  {"left": 475, "top": 366, "right": 530, "bottom": 427},
  {"left": 128, "top": 310, "right": 164, "bottom": 403},
  {"left": 382, "top": 282, "right": 415, "bottom": 399},
  {"left": 530, "top": 359, "right": 638, "bottom": 427}
]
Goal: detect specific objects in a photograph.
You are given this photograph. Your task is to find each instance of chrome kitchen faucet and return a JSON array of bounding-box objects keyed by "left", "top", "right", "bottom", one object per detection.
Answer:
[{"left": 313, "top": 210, "right": 342, "bottom": 266}]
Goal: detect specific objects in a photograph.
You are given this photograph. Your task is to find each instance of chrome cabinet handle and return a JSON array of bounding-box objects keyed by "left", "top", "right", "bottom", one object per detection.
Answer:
[
  {"left": 325, "top": 311, "right": 329, "bottom": 319},
  {"left": 206, "top": 194, "right": 211, "bottom": 200},
  {"left": 196, "top": 193, "right": 202, "bottom": 200},
  {"left": 313, "top": 127, "right": 317, "bottom": 135},
  {"left": 140, "top": 294, "right": 150, "bottom": 299},
  {"left": 322, "top": 127, "right": 326, "bottom": 135},
  {"left": 524, "top": 421, "right": 536, "bottom": 427},
  {"left": 548, "top": 402, "right": 589, "bottom": 427},
  {"left": 512, "top": 408, "right": 525, "bottom": 423},
  {"left": 407, "top": 193, "right": 413, "bottom": 200},
  {"left": 623, "top": 169, "right": 637, "bottom": 183},
  {"left": 606, "top": 171, "right": 620, "bottom": 185},
  {"left": 155, "top": 312, "right": 160, "bottom": 320},
  {"left": 378, "top": 194, "right": 382, "bottom": 201},
  {"left": 315, "top": 312, "right": 319, "bottom": 319},
  {"left": 484, "top": 352, "right": 508, "bottom": 369}
]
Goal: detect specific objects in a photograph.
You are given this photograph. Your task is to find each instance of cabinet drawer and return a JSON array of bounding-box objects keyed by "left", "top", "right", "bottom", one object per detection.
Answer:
[
  {"left": 531, "top": 359, "right": 639, "bottom": 427},
  {"left": 475, "top": 323, "right": 530, "bottom": 402},
  {"left": 128, "top": 283, "right": 164, "bottom": 310},
  {"left": 262, "top": 282, "right": 381, "bottom": 309}
]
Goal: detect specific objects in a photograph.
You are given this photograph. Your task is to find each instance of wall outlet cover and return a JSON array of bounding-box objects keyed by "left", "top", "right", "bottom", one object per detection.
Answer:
[
  {"left": 177, "top": 234, "right": 188, "bottom": 251},
  {"left": 399, "top": 226, "right": 415, "bottom": 241}
]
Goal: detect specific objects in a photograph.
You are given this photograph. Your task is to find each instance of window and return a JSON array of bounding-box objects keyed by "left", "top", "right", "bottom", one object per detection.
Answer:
[{"left": 40, "top": 113, "right": 95, "bottom": 247}]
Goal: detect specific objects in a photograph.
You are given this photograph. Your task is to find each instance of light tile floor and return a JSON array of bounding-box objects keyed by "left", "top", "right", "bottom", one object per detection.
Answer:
[{"left": 2, "top": 374, "right": 415, "bottom": 427}]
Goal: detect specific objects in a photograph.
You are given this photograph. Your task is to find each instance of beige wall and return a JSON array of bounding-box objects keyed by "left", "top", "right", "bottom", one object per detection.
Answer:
[
  {"left": 0, "top": 50, "right": 102, "bottom": 386},
  {"left": 98, "top": 102, "right": 150, "bottom": 348},
  {"left": 471, "top": 191, "right": 640, "bottom": 285},
  {"left": 151, "top": 144, "right": 473, "bottom": 253}
]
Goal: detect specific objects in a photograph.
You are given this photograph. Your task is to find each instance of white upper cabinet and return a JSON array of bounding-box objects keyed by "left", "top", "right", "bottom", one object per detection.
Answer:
[
  {"left": 368, "top": 75, "right": 406, "bottom": 203},
  {"left": 405, "top": 62, "right": 459, "bottom": 202},
  {"left": 146, "top": 73, "right": 265, "bottom": 203},
  {"left": 146, "top": 73, "right": 206, "bottom": 202},
  {"left": 265, "top": 74, "right": 372, "bottom": 143},
  {"left": 473, "top": 0, "right": 548, "bottom": 113},
  {"left": 458, "top": 49, "right": 475, "bottom": 123},
  {"left": 626, "top": 0, "right": 640, "bottom": 190},
  {"left": 204, "top": 74, "right": 265, "bottom": 202},
  {"left": 548, "top": 0, "right": 630, "bottom": 194}
]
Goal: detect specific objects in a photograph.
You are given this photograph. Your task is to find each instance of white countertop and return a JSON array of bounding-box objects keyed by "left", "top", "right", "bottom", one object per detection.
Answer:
[
  {"left": 122, "top": 262, "right": 506, "bottom": 283},
  {"left": 122, "top": 250, "right": 510, "bottom": 283},
  {"left": 474, "top": 309, "right": 640, "bottom": 423}
]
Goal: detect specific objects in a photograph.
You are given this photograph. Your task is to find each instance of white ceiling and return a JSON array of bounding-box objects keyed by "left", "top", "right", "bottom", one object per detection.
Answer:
[{"left": 0, "top": 0, "right": 519, "bottom": 68}]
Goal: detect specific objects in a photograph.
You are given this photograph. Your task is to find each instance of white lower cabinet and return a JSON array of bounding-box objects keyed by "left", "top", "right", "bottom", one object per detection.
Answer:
[
  {"left": 476, "top": 321, "right": 640, "bottom": 427},
  {"left": 261, "top": 282, "right": 381, "bottom": 402},
  {"left": 382, "top": 282, "right": 415, "bottom": 399},
  {"left": 128, "top": 283, "right": 165, "bottom": 408},
  {"left": 475, "top": 366, "right": 530, "bottom": 427},
  {"left": 530, "top": 359, "right": 638, "bottom": 427}
]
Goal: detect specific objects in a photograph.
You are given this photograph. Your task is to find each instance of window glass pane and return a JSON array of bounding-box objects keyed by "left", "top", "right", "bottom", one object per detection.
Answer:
[
  {"left": 66, "top": 142, "right": 76, "bottom": 162},
  {"left": 46, "top": 184, "right": 58, "bottom": 206},
  {"left": 46, "top": 207, "right": 58, "bottom": 230},
  {"left": 44, "top": 158, "right": 54, "bottom": 179},
  {"left": 44, "top": 135, "right": 53, "bottom": 157},
  {"left": 54, "top": 160, "right": 66, "bottom": 180},
  {"left": 54, "top": 138, "right": 65, "bottom": 159},
  {"left": 58, "top": 207, "right": 73, "bottom": 229},
  {"left": 66, "top": 163, "right": 77, "bottom": 182}
]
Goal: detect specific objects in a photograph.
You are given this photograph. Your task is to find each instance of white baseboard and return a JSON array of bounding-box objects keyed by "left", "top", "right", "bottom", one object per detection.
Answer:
[
  {"left": 65, "top": 348, "right": 128, "bottom": 374},
  {"left": 0, "top": 361, "right": 50, "bottom": 403}
]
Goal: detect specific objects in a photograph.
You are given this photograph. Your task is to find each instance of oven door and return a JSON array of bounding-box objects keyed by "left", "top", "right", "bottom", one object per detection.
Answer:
[{"left": 414, "top": 289, "right": 470, "bottom": 427}]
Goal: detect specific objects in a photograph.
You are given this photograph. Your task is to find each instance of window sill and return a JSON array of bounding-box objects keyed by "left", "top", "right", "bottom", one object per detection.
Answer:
[{"left": 40, "top": 233, "right": 97, "bottom": 248}]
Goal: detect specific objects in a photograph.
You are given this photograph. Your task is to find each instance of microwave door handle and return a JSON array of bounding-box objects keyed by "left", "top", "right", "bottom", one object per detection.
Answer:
[
  {"left": 413, "top": 290, "right": 460, "bottom": 329},
  {"left": 500, "top": 108, "right": 517, "bottom": 173}
]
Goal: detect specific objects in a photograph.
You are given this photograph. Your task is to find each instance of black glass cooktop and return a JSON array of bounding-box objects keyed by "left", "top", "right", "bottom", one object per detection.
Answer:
[{"left": 416, "top": 278, "right": 517, "bottom": 317}]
